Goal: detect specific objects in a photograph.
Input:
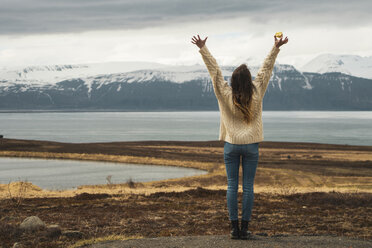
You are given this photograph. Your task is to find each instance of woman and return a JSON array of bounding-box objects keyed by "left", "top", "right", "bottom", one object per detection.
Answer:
[{"left": 191, "top": 34, "right": 288, "bottom": 239}]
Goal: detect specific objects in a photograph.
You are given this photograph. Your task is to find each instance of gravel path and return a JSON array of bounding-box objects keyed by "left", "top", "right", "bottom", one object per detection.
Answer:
[{"left": 88, "top": 234, "right": 372, "bottom": 248}]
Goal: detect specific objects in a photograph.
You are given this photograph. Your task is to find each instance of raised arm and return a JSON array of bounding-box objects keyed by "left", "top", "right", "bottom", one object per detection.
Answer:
[
  {"left": 255, "top": 35, "right": 288, "bottom": 99},
  {"left": 191, "top": 35, "right": 230, "bottom": 101}
]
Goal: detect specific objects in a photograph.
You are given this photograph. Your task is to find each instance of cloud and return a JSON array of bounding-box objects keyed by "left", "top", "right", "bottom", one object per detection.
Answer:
[
  {"left": 1, "top": 0, "right": 372, "bottom": 35},
  {"left": 1, "top": 17, "right": 371, "bottom": 68},
  {"left": 1, "top": 1, "right": 372, "bottom": 68}
]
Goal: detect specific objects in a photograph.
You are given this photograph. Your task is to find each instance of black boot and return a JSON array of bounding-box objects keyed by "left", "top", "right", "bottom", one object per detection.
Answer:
[
  {"left": 240, "top": 219, "right": 251, "bottom": 239},
  {"left": 230, "top": 220, "right": 240, "bottom": 239}
]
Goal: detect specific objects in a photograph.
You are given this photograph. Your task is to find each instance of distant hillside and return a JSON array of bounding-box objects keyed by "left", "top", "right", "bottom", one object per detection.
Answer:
[{"left": 0, "top": 62, "right": 371, "bottom": 110}]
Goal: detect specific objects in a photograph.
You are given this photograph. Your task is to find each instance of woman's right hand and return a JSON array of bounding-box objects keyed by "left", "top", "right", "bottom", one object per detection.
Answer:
[
  {"left": 191, "top": 35, "right": 208, "bottom": 49},
  {"left": 275, "top": 35, "right": 289, "bottom": 48}
]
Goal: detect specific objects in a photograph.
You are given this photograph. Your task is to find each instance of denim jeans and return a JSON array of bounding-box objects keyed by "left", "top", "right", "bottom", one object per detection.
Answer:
[{"left": 224, "top": 141, "right": 259, "bottom": 221}]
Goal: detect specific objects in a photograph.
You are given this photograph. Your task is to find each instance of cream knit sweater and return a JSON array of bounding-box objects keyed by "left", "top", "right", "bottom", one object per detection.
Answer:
[{"left": 199, "top": 44, "right": 280, "bottom": 144}]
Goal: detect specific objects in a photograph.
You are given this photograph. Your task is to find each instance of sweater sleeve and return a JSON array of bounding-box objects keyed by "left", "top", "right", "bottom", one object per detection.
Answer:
[
  {"left": 255, "top": 45, "right": 280, "bottom": 99},
  {"left": 199, "top": 45, "right": 231, "bottom": 101}
]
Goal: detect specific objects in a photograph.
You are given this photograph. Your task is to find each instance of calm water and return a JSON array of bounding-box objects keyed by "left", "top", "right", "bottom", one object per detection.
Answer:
[
  {"left": 0, "top": 111, "right": 371, "bottom": 146},
  {"left": 0, "top": 157, "right": 207, "bottom": 190}
]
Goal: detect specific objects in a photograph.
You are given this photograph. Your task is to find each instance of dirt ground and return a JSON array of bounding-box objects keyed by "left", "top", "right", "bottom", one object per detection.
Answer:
[
  {"left": 0, "top": 138, "right": 371, "bottom": 247},
  {"left": 88, "top": 234, "right": 372, "bottom": 248},
  {"left": 1, "top": 188, "right": 371, "bottom": 247}
]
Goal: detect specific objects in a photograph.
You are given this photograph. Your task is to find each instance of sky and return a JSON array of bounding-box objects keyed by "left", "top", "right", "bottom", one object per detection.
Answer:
[{"left": 1, "top": 0, "right": 372, "bottom": 68}]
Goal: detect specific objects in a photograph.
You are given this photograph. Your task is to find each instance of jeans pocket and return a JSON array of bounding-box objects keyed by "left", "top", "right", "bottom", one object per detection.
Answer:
[
  {"left": 224, "top": 142, "right": 234, "bottom": 155},
  {"left": 243, "top": 143, "right": 259, "bottom": 157}
]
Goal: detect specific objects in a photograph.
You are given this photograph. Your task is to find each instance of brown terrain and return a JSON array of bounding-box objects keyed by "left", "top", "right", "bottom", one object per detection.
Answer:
[{"left": 0, "top": 138, "right": 371, "bottom": 247}]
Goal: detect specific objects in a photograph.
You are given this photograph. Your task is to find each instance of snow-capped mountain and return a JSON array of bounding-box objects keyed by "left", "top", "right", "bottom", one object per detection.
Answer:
[
  {"left": 300, "top": 54, "right": 372, "bottom": 79},
  {"left": 1, "top": 60, "right": 372, "bottom": 111},
  {"left": 0, "top": 61, "right": 168, "bottom": 86},
  {"left": 0, "top": 61, "right": 260, "bottom": 95}
]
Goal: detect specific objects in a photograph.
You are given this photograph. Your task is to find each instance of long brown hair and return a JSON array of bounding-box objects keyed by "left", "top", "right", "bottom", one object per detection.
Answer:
[{"left": 231, "top": 64, "right": 256, "bottom": 123}]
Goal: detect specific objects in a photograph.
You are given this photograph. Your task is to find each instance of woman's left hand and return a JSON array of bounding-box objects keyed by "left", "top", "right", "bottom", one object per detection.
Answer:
[
  {"left": 275, "top": 35, "right": 289, "bottom": 48},
  {"left": 191, "top": 35, "right": 208, "bottom": 49}
]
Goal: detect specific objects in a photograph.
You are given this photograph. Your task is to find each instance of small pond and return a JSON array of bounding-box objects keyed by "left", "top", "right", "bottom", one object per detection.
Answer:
[{"left": 0, "top": 157, "right": 208, "bottom": 190}]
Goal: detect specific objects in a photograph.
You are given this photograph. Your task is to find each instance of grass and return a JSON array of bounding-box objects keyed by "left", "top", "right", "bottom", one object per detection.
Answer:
[
  {"left": 6, "top": 180, "right": 33, "bottom": 208},
  {"left": 0, "top": 150, "right": 215, "bottom": 171}
]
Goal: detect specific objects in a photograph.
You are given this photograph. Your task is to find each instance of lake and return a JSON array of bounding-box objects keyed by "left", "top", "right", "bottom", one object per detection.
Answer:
[
  {"left": 0, "top": 111, "right": 371, "bottom": 146},
  {"left": 0, "top": 157, "right": 207, "bottom": 190}
]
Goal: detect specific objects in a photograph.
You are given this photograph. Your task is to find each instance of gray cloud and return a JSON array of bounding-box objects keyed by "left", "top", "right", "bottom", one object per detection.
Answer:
[{"left": 1, "top": 0, "right": 371, "bottom": 35}]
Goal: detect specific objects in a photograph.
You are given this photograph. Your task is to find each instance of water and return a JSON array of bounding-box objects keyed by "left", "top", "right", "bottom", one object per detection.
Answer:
[
  {"left": 0, "top": 111, "right": 371, "bottom": 146},
  {"left": 0, "top": 157, "right": 207, "bottom": 190}
]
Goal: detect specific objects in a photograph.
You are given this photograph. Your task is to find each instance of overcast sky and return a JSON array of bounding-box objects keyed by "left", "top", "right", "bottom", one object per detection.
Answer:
[{"left": 1, "top": 0, "right": 372, "bottom": 68}]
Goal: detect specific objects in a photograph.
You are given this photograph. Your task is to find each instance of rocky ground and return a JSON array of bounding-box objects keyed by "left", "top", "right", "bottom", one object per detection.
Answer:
[{"left": 1, "top": 187, "right": 371, "bottom": 247}]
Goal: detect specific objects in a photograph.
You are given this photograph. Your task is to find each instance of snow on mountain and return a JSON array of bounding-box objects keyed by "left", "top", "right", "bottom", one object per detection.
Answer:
[
  {"left": 0, "top": 61, "right": 168, "bottom": 86},
  {"left": 1, "top": 59, "right": 308, "bottom": 99},
  {"left": 0, "top": 61, "right": 250, "bottom": 93},
  {"left": 81, "top": 64, "right": 239, "bottom": 95},
  {"left": 0, "top": 58, "right": 320, "bottom": 95},
  {"left": 2, "top": 59, "right": 372, "bottom": 111},
  {"left": 85, "top": 64, "right": 239, "bottom": 84},
  {"left": 300, "top": 54, "right": 372, "bottom": 79},
  {"left": 2, "top": 52, "right": 372, "bottom": 94}
]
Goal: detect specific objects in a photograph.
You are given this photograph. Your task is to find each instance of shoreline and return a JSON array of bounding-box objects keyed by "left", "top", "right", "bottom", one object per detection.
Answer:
[{"left": 1, "top": 138, "right": 372, "bottom": 198}]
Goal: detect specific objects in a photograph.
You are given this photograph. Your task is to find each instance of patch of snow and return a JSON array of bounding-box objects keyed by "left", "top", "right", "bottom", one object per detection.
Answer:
[
  {"left": 299, "top": 72, "right": 313, "bottom": 90},
  {"left": 301, "top": 54, "right": 372, "bottom": 79},
  {"left": 274, "top": 75, "right": 282, "bottom": 91},
  {"left": 0, "top": 61, "right": 168, "bottom": 86}
]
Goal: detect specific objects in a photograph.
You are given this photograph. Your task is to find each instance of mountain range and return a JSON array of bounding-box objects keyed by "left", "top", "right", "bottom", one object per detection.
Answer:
[{"left": 0, "top": 53, "right": 371, "bottom": 111}]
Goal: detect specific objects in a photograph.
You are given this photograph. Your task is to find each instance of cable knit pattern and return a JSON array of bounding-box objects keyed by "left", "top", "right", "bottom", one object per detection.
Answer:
[{"left": 199, "top": 44, "right": 280, "bottom": 144}]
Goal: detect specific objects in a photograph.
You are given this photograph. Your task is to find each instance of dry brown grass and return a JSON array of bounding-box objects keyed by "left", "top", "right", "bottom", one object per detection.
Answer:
[
  {"left": 262, "top": 147, "right": 372, "bottom": 162},
  {"left": 0, "top": 150, "right": 215, "bottom": 170},
  {"left": 1, "top": 140, "right": 372, "bottom": 199},
  {"left": 6, "top": 180, "right": 32, "bottom": 208}
]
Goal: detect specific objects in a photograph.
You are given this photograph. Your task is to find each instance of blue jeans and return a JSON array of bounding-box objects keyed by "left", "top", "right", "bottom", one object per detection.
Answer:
[{"left": 224, "top": 141, "right": 259, "bottom": 221}]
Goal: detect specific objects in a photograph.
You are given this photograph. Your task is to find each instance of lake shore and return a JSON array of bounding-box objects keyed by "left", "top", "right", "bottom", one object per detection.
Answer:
[
  {"left": 1, "top": 138, "right": 372, "bottom": 198},
  {"left": 0, "top": 138, "right": 371, "bottom": 247}
]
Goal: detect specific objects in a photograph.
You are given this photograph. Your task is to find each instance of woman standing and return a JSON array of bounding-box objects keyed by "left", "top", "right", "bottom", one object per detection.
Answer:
[{"left": 191, "top": 34, "right": 288, "bottom": 239}]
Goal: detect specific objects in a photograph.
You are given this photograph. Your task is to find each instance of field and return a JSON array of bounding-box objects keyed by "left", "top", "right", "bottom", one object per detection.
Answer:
[{"left": 0, "top": 138, "right": 371, "bottom": 247}]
